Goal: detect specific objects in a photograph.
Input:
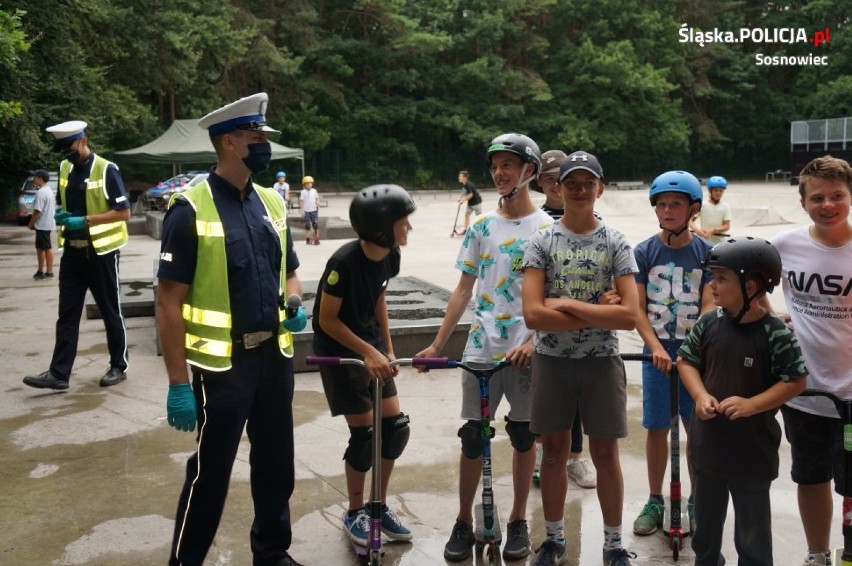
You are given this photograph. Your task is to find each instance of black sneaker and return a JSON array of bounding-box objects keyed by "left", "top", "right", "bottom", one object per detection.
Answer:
[
  {"left": 23, "top": 370, "right": 69, "bottom": 390},
  {"left": 444, "top": 519, "right": 475, "bottom": 562},
  {"left": 99, "top": 367, "right": 127, "bottom": 387},
  {"left": 502, "top": 519, "right": 531, "bottom": 560},
  {"left": 44, "top": 272, "right": 55, "bottom": 279},
  {"left": 33, "top": 271, "right": 45, "bottom": 280}
]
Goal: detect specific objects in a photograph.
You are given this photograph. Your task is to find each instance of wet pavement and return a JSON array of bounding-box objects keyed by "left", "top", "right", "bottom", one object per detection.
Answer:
[{"left": 0, "top": 183, "right": 839, "bottom": 565}]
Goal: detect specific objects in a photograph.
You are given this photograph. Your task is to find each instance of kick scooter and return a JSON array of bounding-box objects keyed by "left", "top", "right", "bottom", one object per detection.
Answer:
[
  {"left": 800, "top": 389, "right": 852, "bottom": 566},
  {"left": 450, "top": 202, "right": 466, "bottom": 237},
  {"left": 306, "top": 355, "right": 415, "bottom": 566},
  {"left": 622, "top": 353, "right": 685, "bottom": 561},
  {"left": 414, "top": 356, "right": 512, "bottom": 565}
]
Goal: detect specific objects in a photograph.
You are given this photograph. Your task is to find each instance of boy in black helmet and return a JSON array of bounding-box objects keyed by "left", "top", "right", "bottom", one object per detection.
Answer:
[
  {"left": 677, "top": 237, "right": 807, "bottom": 566},
  {"left": 312, "top": 184, "right": 416, "bottom": 549}
]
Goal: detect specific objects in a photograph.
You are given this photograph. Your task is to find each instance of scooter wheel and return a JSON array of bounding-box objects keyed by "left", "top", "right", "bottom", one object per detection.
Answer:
[{"left": 485, "top": 541, "right": 498, "bottom": 565}]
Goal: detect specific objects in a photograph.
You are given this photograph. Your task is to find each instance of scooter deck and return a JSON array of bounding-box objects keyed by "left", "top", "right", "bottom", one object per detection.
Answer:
[{"left": 473, "top": 504, "right": 502, "bottom": 545}]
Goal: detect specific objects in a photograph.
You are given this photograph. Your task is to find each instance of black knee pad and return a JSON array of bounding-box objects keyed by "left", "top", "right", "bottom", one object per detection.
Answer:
[
  {"left": 458, "top": 420, "right": 493, "bottom": 459},
  {"left": 381, "top": 412, "right": 410, "bottom": 460},
  {"left": 504, "top": 417, "right": 535, "bottom": 453},
  {"left": 344, "top": 425, "right": 373, "bottom": 472}
]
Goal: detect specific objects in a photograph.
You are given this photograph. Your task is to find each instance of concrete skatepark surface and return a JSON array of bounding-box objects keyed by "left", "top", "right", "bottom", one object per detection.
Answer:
[{"left": 0, "top": 181, "right": 840, "bottom": 565}]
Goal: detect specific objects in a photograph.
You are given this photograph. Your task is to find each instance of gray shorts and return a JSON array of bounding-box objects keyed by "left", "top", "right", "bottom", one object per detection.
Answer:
[
  {"left": 530, "top": 352, "right": 627, "bottom": 439},
  {"left": 460, "top": 363, "right": 532, "bottom": 422},
  {"left": 466, "top": 203, "right": 482, "bottom": 216}
]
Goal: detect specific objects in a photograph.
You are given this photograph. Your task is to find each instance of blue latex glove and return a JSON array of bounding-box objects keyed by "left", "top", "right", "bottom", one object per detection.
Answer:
[
  {"left": 54, "top": 209, "right": 72, "bottom": 223},
  {"left": 282, "top": 306, "right": 308, "bottom": 333},
  {"left": 61, "top": 216, "right": 86, "bottom": 231},
  {"left": 167, "top": 383, "right": 197, "bottom": 432}
]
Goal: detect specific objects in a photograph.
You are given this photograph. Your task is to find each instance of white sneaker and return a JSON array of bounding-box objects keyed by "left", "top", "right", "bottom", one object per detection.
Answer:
[
  {"left": 802, "top": 551, "right": 831, "bottom": 566},
  {"left": 567, "top": 458, "right": 597, "bottom": 489}
]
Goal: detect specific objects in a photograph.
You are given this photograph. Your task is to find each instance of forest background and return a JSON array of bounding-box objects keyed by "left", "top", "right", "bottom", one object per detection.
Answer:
[{"left": 1, "top": 0, "right": 849, "bottom": 213}]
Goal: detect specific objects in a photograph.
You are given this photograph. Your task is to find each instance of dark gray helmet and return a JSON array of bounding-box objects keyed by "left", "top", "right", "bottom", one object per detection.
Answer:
[
  {"left": 702, "top": 236, "right": 782, "bottom": 292},
  {"left": 349, "top": 184, "right": 416, "bottom": 248},
  {"left": 485, "top": 133, "right": 542, "bottom": 175}
]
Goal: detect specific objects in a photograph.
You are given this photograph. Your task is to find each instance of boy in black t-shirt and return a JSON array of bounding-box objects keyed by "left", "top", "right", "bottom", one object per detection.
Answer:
[
  {"left": 677, "top": 237, "right": 807, "bottom": 566},
  {"left": 457, "top": 170, "right": 481, "bottom": 234},
  {"left": 312, "top": 184, "right": 416, "bottom": 549}
]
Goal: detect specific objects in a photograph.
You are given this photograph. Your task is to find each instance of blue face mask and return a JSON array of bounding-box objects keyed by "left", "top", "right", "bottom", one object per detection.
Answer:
[{"left": 242, "top": 142, "right": 272, "bottom": 174}]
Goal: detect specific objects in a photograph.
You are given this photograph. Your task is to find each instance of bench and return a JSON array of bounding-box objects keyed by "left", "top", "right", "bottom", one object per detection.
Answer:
[
  {"left": 607, "top": 180, "right": 645, "bottom": 190},
  {"left": 765, "top": 170, "right": 791, "bottom": 182}
]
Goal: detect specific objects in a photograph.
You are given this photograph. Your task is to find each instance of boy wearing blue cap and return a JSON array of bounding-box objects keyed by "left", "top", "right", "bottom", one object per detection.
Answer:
[
  {"left": 631, "top": 170, "right": 715, "bottom": 539},
  {"left": 23, "top": 120, "right": 131, "bottom": 390},
  {"left": 158, "top": 92, "right": 306, "bottom": 566}
]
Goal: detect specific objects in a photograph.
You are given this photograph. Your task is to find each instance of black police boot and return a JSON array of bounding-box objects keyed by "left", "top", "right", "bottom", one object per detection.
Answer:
[
  {"left": 99, "top": 367, "right": 127, "bottom": 387},
  {"left": 23, "top": 370, "right": 69, "bottom": 390},
  {"left": 269, "top": 553, "right": 304, "bottom": 566}
]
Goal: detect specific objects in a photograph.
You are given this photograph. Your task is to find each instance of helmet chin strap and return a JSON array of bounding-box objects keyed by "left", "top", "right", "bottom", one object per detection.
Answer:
[
  {"left": 659, "top": 202, "right": 698, "bottom": 245},
  {"left": 722, "top": 280, "right": 761, "bottom": 323},
  {"left": 498, "top": 167, "right": 535, "bottom": 208}
]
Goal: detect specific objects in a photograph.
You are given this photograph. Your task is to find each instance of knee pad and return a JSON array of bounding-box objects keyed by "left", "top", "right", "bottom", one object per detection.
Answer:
[
  {"left": 343, "top": 426, "right": 373, "bottom": 472},
  {"left": 504, "top": 417, "right": 535, "bottom": 453},
  {"left": 381, "top": 412, "right": 410, "bottom": 460},
  {"left": 458, "top": 420, "right": 493, "bottom": 459}
]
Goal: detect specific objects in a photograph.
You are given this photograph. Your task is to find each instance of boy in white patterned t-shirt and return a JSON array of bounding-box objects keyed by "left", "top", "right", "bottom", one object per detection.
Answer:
[{"left": 417, "top": 133, "right": 552, "bottom": 563}]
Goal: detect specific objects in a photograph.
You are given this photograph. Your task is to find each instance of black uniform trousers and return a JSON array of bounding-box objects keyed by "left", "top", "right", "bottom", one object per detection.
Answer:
[
  {"left": 49, "top": 244, "right": 128, "bottom": 382},
  {"left": 170, "top": 338, "right": 296, "bottom": 566}
]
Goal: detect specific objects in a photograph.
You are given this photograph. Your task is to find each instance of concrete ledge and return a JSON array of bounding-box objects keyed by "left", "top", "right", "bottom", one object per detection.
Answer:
[{"left": 127, "top": 216, "right": 147, "bottom": 236}]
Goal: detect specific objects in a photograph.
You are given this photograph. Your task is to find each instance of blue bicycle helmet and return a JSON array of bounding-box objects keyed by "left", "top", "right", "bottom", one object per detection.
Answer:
[
  {"left": 649, "top": 170, "right": 703, "bottom": 206},
  {"left": 707, "top": 175, "right": 727, "bottom": 189},
  {"left": 275, "top": 171, "right": 286, "bottom": 178}
]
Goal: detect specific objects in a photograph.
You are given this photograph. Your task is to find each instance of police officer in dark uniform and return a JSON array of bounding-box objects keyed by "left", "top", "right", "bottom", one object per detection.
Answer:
[
  {"left": 157, "top": 93, "right": 306, "bottom": 566},
  {"left": 23, "top": 120, "right": 131, "bottom": 390}
]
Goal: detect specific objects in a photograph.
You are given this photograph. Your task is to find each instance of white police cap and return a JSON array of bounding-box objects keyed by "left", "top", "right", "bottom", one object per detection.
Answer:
[
  {"left": 198, "top": 92, "right": 281, "bottom": 136},
  {"left": 45, "top": 120, "right": 88, "bottom": 150}
]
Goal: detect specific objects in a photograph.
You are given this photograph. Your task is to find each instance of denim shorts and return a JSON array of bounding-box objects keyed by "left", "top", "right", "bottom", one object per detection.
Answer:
[{"left": 641, "top": 342, "right": 694, "bottom": 430}]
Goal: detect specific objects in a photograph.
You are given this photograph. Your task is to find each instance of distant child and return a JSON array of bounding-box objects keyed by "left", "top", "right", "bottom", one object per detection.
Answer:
[
  {"left": 631, "top": 170, "right": 714, "bottom": 538},
  {"left": 457, "top": 170, "right": 482, "bottom": 234},
  {"left": 678, "top": 237, "right": 807, "bottom": 566},
  {"left": 522, "top": 150, "right": 640, "bottom": 566},
  {"left": 417, "top": 133, "right": 552, "bottom": 562},
  {"left": 300, "top": 175, "right": 319, "bottom": 244},
  {"left": 689, "top": 176, "right": 731, "bottom": 244},
  {"left": 770, "top": 155, "right": 852, "bottom": 566},
  {"left": 27, "top": 169, "right": 56, "bottom": 280},
  {"left": 312, "top": 184, "right": 416, "bottom": 549},
  {"left": 531, "top": 149, "right": 597, "bottom": 490},
  {"left": 273, "top": 171, "right": 290, "bottom": 205}
]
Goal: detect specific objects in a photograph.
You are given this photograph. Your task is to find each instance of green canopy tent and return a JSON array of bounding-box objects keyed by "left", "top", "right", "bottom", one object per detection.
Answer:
[{"left": 114, "top": 118, "right": 304, "bottom": 179}]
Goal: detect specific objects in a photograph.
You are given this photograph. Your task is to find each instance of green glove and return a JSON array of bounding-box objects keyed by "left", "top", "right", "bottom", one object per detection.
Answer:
[
  {"left": 61, "top": 216, "right": 86, "bottom": 231},
  {"left": 167, "top": 383, "right": 197, "bottom": 432},
  {"left": 54, "top": 209, "right": 72, "bottom": 223},
  {"left": 282, "top": 306, "right": 308, "bottom": 332}
]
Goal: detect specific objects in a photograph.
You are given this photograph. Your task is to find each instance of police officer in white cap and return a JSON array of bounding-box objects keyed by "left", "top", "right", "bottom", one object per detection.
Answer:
[
  {"left": 23, "top": 120, "right": 131, "bottom": 390},
  {"left": 157, "top": 93, "right": 306, "bottom": 566}
]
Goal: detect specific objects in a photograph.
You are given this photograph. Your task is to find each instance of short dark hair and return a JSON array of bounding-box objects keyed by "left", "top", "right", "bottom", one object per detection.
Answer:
[
  {"left": 459, "top": 170, "right": 469, "bottom": 178},
  {"left": 30, "top": 169, "right": 50, "bottom": 182},
  {"left": 798, "top": 155, "right": 852, "bottom": 198}
]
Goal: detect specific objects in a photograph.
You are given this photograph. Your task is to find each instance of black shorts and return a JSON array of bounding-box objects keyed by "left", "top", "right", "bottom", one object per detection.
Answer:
[
  {"left": 35, "top": 230, "right": 52, "bottom": 250},
  {"left": 781, "top": 404, "right": 849, "bottom": 495},
  {"left": 320, "top": 363, "right": 398, "bottom": 416}
]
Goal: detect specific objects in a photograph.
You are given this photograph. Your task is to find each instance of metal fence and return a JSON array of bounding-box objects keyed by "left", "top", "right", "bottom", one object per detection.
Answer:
[{"left": 790, "top": 117, "right": 851, "bottom": 149}]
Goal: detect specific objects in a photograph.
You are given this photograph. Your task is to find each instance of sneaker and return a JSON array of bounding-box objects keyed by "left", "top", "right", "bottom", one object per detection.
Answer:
[
  {"left": 802, "top": 551, "right": 832, "bottom": 565},
  {"left": 33, "top": 271, "right": 45, "bottom": 280},
  {"left": 633, "top": 498, "right": 664, "bottom": 535},
  {"left": 306, "top": 237, "right": 311, "bottom": 244},
  {"left": 688, "top": 497, "right": 696, "bottom": 534},
  {"left": 342, "top": 508, "right": 370, "bottom": 547},
  {"left": 567, "top": 458, "right": 597, "bottom": 488},
  {"left": 378, "top": 505, "right": 412, "bottom": 541},
  {"left": 444, "top": 519, "right": 475, "bottom": 562},
  {"left": 44, "top": 272, "right": 55, "bottom": 279},
  {"left": 533, "top": 443, "right": 542, "bottom": 486},
  {"left": 533, "top": 540, "right": 567, "bottom": 565},
  {"left": 603, "top": 547, "right": 637, "bottom": 565},
  {"left": 502, "top": 519, "right": 531, "bottom": 560}
]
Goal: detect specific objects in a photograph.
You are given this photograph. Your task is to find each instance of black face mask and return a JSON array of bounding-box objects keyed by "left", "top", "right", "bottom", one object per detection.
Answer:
[
  {"left": 242, "top": 142, "right": 272, "bottom": 174},
  {"left": 63, "top": 149, "right": 81, "bottom": 164}
]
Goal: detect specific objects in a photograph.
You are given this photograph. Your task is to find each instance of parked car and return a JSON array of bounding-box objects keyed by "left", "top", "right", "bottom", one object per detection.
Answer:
[
  {"left": 16, "top": 171, "right": 59, "bottom": 226},
  {"left": 143, "top": 171, "right": 208, "bottom": 210}
]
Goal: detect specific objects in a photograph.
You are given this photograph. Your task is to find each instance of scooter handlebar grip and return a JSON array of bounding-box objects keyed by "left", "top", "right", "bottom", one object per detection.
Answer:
[{"left": 412, "top": 357, "right": 455, "bottom": 368}]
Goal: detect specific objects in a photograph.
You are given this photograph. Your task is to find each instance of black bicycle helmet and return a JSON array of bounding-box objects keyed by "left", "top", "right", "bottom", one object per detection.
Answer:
[
  {"left": 702, "top": 236, "right": 782, "bottom": 321},
  {"left": 349, "top": 184, "right": 416, "bottom": 248},
  {"left": 485, "top": 133, "right": 542, "bottom": 174}
]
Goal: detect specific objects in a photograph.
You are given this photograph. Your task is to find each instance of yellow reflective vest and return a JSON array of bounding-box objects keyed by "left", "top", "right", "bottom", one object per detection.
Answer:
[
  {"left": 172, "top": 182, "right": 294, "bottom": 371},
  {"left": 58, "top": 155, "right": 129, "bottom": 254}
]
